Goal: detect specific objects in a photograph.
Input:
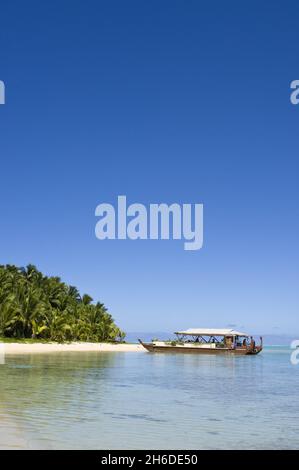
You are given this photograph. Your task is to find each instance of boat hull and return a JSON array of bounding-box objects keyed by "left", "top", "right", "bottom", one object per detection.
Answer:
[{"left": 139, "top": 341, "right": 262, "bottom": 355}]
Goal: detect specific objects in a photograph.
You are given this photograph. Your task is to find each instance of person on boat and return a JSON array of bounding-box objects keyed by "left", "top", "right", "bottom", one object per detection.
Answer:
[
  {"left": 242, "top": 338, "right": 247, "bottom": 348},
  {"left": 250, "top": 337, "right": 256, "bottom": 351}
]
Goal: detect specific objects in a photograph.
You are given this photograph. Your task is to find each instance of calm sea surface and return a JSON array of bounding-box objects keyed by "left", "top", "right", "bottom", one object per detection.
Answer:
[{"left": 0, "top": 346, "right": 298, "bottom": 449}]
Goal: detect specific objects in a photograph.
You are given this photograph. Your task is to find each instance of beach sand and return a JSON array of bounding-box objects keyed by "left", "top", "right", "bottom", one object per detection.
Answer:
[{"left": 1, "top": 342, "right": 144, "bottom": 355}]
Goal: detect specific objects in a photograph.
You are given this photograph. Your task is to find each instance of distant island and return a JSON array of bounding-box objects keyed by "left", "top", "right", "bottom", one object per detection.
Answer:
[{"left": 0, "top": 264, "right": 125, "bottom": 343}]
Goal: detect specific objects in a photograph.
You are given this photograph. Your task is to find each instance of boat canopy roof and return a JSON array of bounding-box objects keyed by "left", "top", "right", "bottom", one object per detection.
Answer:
[{"left": 174, "top": 328, "right": 249, "bottom": 337}]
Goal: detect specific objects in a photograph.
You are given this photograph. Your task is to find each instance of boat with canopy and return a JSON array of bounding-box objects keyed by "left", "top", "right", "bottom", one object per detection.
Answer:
[{"left": 139, "top": 328, "right": 263, "bottom": 355}]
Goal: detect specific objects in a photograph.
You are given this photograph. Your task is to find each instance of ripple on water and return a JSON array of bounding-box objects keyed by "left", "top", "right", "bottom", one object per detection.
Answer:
[{"left": 0, "top": 349, "right": 298, "bottom": 449}]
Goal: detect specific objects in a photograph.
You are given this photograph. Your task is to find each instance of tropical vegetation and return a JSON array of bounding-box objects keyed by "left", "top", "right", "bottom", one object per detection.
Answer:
[{"left": 0, "top": 264, "right": 125, "bottom": 342}]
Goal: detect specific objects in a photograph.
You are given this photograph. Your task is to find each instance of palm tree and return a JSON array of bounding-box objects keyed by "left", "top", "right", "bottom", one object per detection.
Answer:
[
  {"left": 82, "top": 294, "right": 93, "bottom": 305},
  {"left": 0, "top": 264, "right": 124, "bottom": 342},
  {"left": 15, "top": 285, "right": 45, "bottom": 337},
  {"left": 0, "top": 299, "right": 19, "bottom": 336}
]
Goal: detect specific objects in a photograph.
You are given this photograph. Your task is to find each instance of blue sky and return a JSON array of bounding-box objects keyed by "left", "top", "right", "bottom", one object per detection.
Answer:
[{"left": 0, "top": 1, "right": 298, "bottom": 334}]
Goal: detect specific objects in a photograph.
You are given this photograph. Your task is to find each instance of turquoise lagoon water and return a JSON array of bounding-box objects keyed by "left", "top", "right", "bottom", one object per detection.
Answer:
[{"left": 0, "top": 346, "right": 298, "bottom": 449}]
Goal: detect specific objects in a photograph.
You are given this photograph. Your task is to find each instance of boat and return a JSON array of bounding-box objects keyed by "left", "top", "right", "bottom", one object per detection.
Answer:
[{"left": 139, "top": 328, "right": 263, "bottom": 355}]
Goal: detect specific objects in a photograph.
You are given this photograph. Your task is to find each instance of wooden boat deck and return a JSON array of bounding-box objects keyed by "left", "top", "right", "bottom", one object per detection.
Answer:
[{"left": 139, "top": 340, "right": 262, "bottom": 355}]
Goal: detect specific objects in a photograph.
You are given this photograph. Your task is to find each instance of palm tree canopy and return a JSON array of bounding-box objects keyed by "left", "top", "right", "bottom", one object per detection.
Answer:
[{"left": 0, "top": 264, "right": 125, "bottom": 342}]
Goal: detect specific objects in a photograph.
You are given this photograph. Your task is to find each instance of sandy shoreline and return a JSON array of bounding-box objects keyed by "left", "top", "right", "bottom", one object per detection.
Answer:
[{"left": 1, "top": 341, "right": 144, "bottom": 355}]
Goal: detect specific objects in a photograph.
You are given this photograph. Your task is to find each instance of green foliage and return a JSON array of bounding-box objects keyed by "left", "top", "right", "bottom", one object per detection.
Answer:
[{"left": 0, "top": 264, "right": 125, "bottom": 342}]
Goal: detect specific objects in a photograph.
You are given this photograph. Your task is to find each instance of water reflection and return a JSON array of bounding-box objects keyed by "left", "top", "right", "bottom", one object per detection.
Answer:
[{"left": 0, "top": 349, "right": 298, "bottom": 449}]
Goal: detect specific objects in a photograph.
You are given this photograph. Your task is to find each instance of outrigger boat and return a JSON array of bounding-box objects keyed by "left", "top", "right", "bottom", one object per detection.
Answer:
[{"left": 139, "top": 328, "right": 263, "bottom": 355}]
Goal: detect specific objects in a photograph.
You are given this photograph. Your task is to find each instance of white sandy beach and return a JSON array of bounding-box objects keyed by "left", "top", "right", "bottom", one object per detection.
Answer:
[{"left": 1, "top": 342, "right": 144, "bottom": 355}]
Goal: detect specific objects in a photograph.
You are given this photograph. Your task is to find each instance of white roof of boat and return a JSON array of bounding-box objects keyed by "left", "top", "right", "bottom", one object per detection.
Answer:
[{"left": 175, "top": 328, "right": 249, "bottom": 337}]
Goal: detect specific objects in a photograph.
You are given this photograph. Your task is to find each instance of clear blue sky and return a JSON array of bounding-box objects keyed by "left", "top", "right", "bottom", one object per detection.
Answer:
[{"left": 0, "top": 1, "right": 298, "bottom": 334}]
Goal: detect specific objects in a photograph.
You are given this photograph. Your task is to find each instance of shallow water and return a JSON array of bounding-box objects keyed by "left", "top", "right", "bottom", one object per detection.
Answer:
[{"left": 0, "top": 346, "right": 298, "bottom": 449}]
